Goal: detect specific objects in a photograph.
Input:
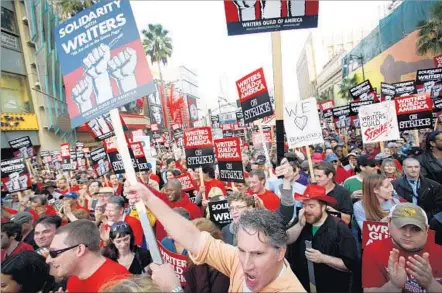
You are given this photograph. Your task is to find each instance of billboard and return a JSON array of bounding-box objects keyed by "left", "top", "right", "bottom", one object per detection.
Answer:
[{"left": 54, "top": 0, "right": 155, "bottom": 128}]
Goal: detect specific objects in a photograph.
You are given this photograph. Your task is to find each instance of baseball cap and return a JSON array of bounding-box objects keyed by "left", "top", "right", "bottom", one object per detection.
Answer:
[
  {"left": 314, "top": 146, "right": 323, "bottom": 153},
  {"left": 98, "top": 187, "right": 114, "bottom": 194},
  {"left": 10, "top": 212, "right": 33, "bottom": 224},
  {"left": 346, "top": 152, "right": 358, "bottom": 158},
  {"left": 375, "top": 152, "right": 390, "bottom": 161},
  {"left": 390, "top": 203, "right": 428, "bottom": 231},
  {"left": 301, "top": 160, "right": 309, "bottom": 169},
  {"left": 357, "top": 154, "right": 377, "bottom": 167},
  {"left": 295, "top": 184, "right": 337, "bottom": 206},
  {"left": 324, "top": 153, "right": 339, "bottom": 163},
  {"left": 387, "top": 142, "right": 398, "bottom": 148},
  {"left": 311, "top": 153, "right": 323, "bottom": 163},
  {"left": 60, "top": 192, "right": 78, "bottom": 200},
  {"left": 254, "top": 155, "right": 266, "bottom": 165}
]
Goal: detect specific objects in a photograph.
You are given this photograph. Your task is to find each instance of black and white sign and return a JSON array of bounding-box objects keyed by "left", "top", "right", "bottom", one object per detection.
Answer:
[{"left": 208, "top": 199, "right": 232, "bottom": 228}]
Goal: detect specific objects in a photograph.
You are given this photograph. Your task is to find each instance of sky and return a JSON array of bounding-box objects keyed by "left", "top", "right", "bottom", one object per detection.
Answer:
[{"left": 131, "top": 1, "right": 388, "bottom": 115}]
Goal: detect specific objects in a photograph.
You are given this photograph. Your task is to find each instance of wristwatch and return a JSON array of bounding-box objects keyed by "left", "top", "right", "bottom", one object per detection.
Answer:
[{"left": 171, "top": 286, "right": 184, "bottom": 293}]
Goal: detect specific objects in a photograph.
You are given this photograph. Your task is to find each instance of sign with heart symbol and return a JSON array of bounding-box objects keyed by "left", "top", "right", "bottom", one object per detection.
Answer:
[
  {"left": 284, "top": 97, "right": 324, "bottom": 148},
  {"left": 294, "top": 116, "right": 308, "bottom": 130}
]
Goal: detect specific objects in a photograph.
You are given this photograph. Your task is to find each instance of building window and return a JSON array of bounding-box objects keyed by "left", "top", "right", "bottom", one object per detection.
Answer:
[
  {"left": 1, "top": 73, "right": 33, "bottom": 113},
  {"left": 1, "top": 7, "right": 17, "bottom": 34}
]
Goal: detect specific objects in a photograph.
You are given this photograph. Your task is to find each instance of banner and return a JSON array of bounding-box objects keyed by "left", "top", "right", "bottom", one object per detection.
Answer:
[
  {"left": 183, "top": 127, "right": 215, "bottom": 168},
  {"left": 395, "top": 93, "right": 433, "bottom": 131},
  {"left": 8, "top": 136, "right": 34, "bottom": 159},
  {"left": 393, "top": 80, "right": 417, "bottom": 97},
  {"left": 187, "top": 94, "right": 199, "bottom": 127},
  {"left": 236, "top": 68, "right": 273, "bottom": 124},
  {"left": 349, "top": 80, "right": 375, "bottom": 101},
  {"left": 381, "top": 82, "right": 395, "bottom": 101},
  {"left": 130, "top": 142, "right": 150, "bottom": 171},
  {"left": 214, "top": 137, "right": 245, "bottom": 183},
  {"left": 284, "top": 98, "right": 324, "bottom": 148},
  {"left": 415, "top": 68, "right": 442, "bottom": 99},
  {"left": 157, "top": 241, "right": 188, "bottom": 286},
  {"left": 54, "top": 0, "right": 155, "bottom": 128},
  {"left": 208, "top": 199, "right": 232, "bottom": 228},
  {"left": 362, "top": 221, "right": 390, "bottom": 249},
  {"left": 359, "top": 101, "right": 400, "bottom": 144},
  {"left": 434, "top": 54, "right": 442, "bottom": 68},
  {"left": 1, "top": 157, "right": 31, "bottom": 193},
  {"left": 223, "top": 0, "right": 319, "bottom": 36},
  {"left": 60, "top": 143, "right": 72, "bottom": 171},
  {"left": 175, "top": 173, "right": 197, "bottom": 192},
  {"left": 90, "top": 147, "right": 110, "bottom": 177}
]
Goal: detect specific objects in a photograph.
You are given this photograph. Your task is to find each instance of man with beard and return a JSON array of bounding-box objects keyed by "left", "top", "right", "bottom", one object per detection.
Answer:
[
  {"left": 286, "top": 184, "right": 359, "bottom": 292},
  {"left": 418, "top": 130, "right": 442, "bottom": 186}
]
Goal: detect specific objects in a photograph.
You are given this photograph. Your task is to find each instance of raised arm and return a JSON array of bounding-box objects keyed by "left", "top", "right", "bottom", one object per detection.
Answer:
[{"left": 127, "top": 183, "right": 202, "bottom": 254}]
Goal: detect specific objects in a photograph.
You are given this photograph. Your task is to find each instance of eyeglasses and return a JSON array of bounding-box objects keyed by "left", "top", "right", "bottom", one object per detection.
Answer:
[
  {"left": 49, "top": 244, "right": 86, "bottom": 258},
  {"left": 331, "top": 160, "right": 338, "bottom": 164},
  {"left": 111, "top": 222, "right": 130, "bottom": 232},
  {"left": 228, "top": 205, "right": 247, "bottom": 212}
]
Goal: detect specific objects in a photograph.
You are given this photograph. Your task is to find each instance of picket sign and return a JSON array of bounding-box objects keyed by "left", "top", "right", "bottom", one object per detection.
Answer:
[
  {"left": 109, "top": 108, "right": 162, "bottom": 264},
  {"left": 257, "top": 121, "right": 271, "bottom": 164}
]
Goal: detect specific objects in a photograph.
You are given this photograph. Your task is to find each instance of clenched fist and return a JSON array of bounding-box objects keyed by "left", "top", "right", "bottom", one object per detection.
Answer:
[
  {"left": 72, "top": 76, "right": 93, "bottom": 113},
  {"left": 108, "top": 47, "right": 138, "bottom": 93}
]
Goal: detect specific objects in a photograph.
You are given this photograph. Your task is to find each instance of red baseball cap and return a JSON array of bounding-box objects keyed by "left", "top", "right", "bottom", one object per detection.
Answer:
[
  {"left": 295, "top": 184, "right": 337, "bottom": 206},
  {"left": 311, "top": 153, "right": 323, "bottom": 163}
]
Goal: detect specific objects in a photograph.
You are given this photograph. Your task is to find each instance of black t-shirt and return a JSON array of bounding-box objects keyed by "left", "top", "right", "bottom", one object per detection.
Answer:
[
  {"left": 129, "top": 247, "right": 152, "bottom": 275},
  {"left": 327, "top": 184, "right": 353, "bottom": 214}
]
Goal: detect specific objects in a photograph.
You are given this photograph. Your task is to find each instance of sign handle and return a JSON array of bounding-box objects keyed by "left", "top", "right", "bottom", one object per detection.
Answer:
[
  {"left": 413, "top": 129, "right": 420, "bottom": 147},
  {"left": 199, "top": 168, "right": 206, "bottom": 201},
  {"left": 271, "top": 31, "right": 285, "bottom": 165},
  {"left": 380, "top": 142, "right": 385, "bottom": 154},
  {"left": 109, "top": 109, "right": 163, "bottom": 265},
  {"left": 435, "top": 119, "right": 439, "bottom": 131},
  {"left": 305, "top": 146, "right": 316, "bottom": 183}
]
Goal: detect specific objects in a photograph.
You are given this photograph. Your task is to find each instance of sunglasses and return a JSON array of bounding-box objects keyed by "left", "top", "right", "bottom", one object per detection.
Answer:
[
  {"left": 49, "top": 244, "right": 86, "bottom": 258},
  {"left": 111, "top": 222, "right": 130, "bottom": 232},
  {"left": 331, "top": 160, "right": 338, "bottom": 164}
]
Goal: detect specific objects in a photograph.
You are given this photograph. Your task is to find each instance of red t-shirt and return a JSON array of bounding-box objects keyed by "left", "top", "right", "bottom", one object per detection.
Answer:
[
  {"left": 67, "top": 258, "right": 129, "bottom": 292},
  {"left": 147, "top": 186, "right": 202, "bottom": 240},
  {"left": 1, "top": 242, "right": 34, "bottom": 262},
  {"left": 124, "top": 215, "right": 143, "bottom": 246},
  {"left": 149, "top": 173, "right": 160, "bottom": 184},
  {"left": 335, "top": 167, "right": 350, "bottom": 185},
  {"left": 249, "top": 190, "right": 280, "bottom": 212},
  {"left": 362, "top": 237, "right": 442, "bottom": 292},
  {"left": 70, "top": 185, "right": 80, "bottom": 192},
  {"left": 204, "top": 179, "right": 227, "bottom": 196},
  {"left": 29, "top": 204, "right": 58, "bottom": 221}
]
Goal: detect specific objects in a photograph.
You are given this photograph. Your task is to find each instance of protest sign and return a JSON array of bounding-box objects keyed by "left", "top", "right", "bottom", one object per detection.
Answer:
[
  {"left": 284, "top": 98, "right": 324, "bottom": 148},
  {"left": 183, "top": 127, "right": 215, "bottom": 168},
  {"left": 252, "top": 128, "right": 272, "bottom": 146},
  {"left": 107, "top": 150, "right": 125, "bottom": 174},
  {"left": 90, "top": 147, "right": 110, "bottom": 177},
  {"left": 133, "top": 135, "right": 153, "bottom": 158},
  {"left": 349, "top": 100, "right": 374, "bottom": 117},
  {"left": 236, "top": 68, "right": 273, "bottom": 124},
  {"left": 392, "top": 80, "right": 417, "bottom": 97},
  {"left": 8, "top": 136, "right": 34, "bottom": 159},
  {"left": 319, "top": 100, "right": 334, "bottom": 112},
  {"left": 435, "top": 54, "right": 442, "bottom": 68},
  {"left": 381, "top": 82, "right": 396, "bottom": 101},
  {"left": 332, "top": 105, "right": 350, "bottom": 127},
  {"left": 54, "top": 0, "right": 155, "bottom": 128},
  {"left": 223, "top": 130, "right": 234, "bottom": 138},
  {"left": 236, "top": 109, "right": 245, "bottom": 128},
  {"left": 214, "top": 137, "right": 245, "bottom": 183},
  {"left": 211, "top": 115, "right": 220, "bottom": 129},
  {"left": 130, "top": 142, "right": 150, "bottom": 171},
  {"left": 157, "top": 241, "right": 188, "bottom": 286},
  {"left": 395, "top": 93, "right": 433, "bottom": 131},
  {"left": 151, "top": 123, "right": 159, "bottom": 132},
  {"left": 349, "top": 80, "right": 375, "bottom": 101},
  {"left": 208, "top": 199, "right": 232, "bottom": 228},
  {"left": 358, "top": 101, "right": 400, "bottom": 144},
  {"left": 86, "top": 114, "right": 114, "bottom": 141},
  {"left": 76, "top": 151, "right": 86, "bottom": 168},
  {"left": 172, "top": 124, "right": 184, "bottom": 147},
  {"left": 415, "top": 68, "right": 442, "bottom": 99},
  {"left": 1, "top": 157, "right": 31, "bottom": 193},
  {"left": 223, "top": 0, "right": 319, "bottom": 36},
  {"left": 187, "top": 94, "right": 199, "bottom": 127},
  {"left": 175, "top": 173, "right": 197, "bottom": 192},
  {"left": 60, "top": 143, "right": 72, "bottom": 171},
  {"left": 362, "top": 221, "right": 390, "bottom": 249}
]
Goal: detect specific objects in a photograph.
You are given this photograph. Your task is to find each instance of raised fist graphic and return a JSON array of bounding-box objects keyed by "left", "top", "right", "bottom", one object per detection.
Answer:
[
  {"left": 288, "top": 0, "right": 306, "bottom": 17},
  {"left": 72, "top": 76, "right": 93, "bottom": 113},
  {"left": 233, "top": 0, "right": 258, "bottom": 21},
  {"left": 261, "top": 1, "right": 282, "bottom": 19},
  {"left": 83, "top": 44, "right": 113, "bottom": 104},
  {"left": 108, "top": 47, "right": 138, "bottom": 93}
]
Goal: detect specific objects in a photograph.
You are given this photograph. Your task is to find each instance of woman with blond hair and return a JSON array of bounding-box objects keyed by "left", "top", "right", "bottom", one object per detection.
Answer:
[
  {"left": 380, "top": 158, "right": 401, "bottom": 181},
  {"left": 353, "top": 174, "right": 400, "bottom": 230}
]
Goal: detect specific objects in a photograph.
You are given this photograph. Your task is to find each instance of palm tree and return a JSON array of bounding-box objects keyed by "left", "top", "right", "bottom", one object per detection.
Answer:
[
  {"left": 338, "top": 75, "right": 358, "bottom": 101},
  {"left": 58, "top": 0, "right": 96, "bottom": 20},
  {"left": 416, "top": 1, "right": 442, "bottom": 56},
  {"left": 317, "top": 92, "right": 329, "bottom": 103},
  {"left": 142, "top": 24, "right": 173, "bottom": 81}
]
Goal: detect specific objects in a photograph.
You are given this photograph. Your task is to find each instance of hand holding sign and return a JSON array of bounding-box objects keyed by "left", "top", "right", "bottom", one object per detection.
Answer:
[{"left": 149, "top": 262, "right": 181, "bottom": 292}]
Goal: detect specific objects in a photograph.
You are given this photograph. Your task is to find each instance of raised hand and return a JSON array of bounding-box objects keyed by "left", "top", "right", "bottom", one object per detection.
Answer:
[
  {"left": 82, "top": 43, "right": 113, "bottom": 104},
  {"left": 298, "top": 208, "right": 306, "bottom": 227},
  {"left": 72, "top": 76, "right": 93, "bottom": 113}
]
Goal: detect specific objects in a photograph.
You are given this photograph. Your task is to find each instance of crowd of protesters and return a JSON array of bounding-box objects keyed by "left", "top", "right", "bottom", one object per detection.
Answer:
[{"left": 1, "top": 129, "right": 442, "bottom": 293}]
